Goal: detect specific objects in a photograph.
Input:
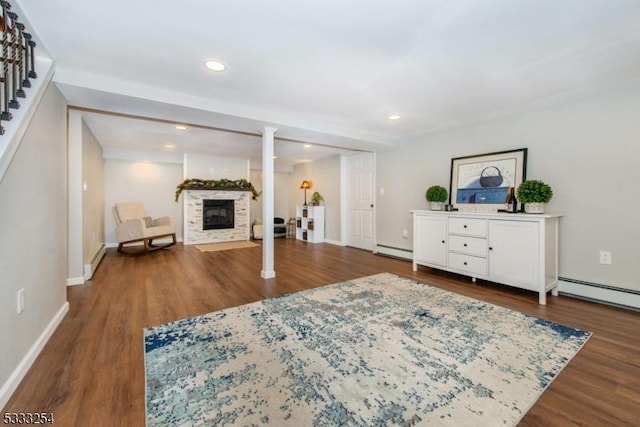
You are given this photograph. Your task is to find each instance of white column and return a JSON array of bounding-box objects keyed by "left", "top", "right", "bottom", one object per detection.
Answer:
[
  {"left": 67, "top": 111, "right": 84, "bottom": 285},
  {"left": 261, "top": 126, "right": 277, "bottom": 278}
]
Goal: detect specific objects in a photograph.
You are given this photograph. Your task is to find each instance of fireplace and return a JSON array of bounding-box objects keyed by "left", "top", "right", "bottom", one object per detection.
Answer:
[
  {"left": 184, "top": 190, "right": 250, "bottom": 245},
  {"left": 202, "top": 199, "right": 234, "bottom": 230}
]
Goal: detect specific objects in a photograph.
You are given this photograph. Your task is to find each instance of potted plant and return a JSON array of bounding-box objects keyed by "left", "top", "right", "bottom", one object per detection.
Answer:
[
  {"left": 310, "top": 191, "right": 324, "bottom": 206},
  {"left": 516, "top": 179, "right": 553, "bottom": 213},
  {"left": 425, "top": 185, "right": 448, "bottom": 211}
]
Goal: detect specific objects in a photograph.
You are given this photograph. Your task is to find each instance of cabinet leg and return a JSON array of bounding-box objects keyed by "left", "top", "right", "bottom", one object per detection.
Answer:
[
  {"left": 552, "top": 287, "right": 559, "bottom": 296},
  {"left": 539, "top": 291, "right": 547, "bottom": 305},
  {"left": 471, "top": 277, "right": 476, "bottom": 283},
  {"left": 412, "top": 262, "right": 417, "bottom": 272}
]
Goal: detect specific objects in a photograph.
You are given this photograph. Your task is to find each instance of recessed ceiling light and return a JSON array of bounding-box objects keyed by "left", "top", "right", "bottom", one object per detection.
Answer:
[
  {"left": 204, "top": 60, "right": 226, "bottom": 72},
  {"left": 164, "top": 144, "right": 175, "bottom": 149},
  {"left": 303, "top": 144, "right": 312, "bottom": 148},
  {"left": 388, "top": 115, "right": 401, "bottom": 120},
  {"left": 273, "top": 156, "right": 278, "bottom": 159},
  {"left": 175, "top": 125, "right": 188, "bottom": 131}
]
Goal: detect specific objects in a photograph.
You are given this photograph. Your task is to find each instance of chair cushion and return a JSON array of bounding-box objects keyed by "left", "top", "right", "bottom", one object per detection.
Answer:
[{"left": 115, "top": 202, "right": 147, "bottom": 222}]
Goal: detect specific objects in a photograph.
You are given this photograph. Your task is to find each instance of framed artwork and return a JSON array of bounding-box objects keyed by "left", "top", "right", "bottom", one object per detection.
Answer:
[{"left": 449, "top": 148, "right": 527, "bottom": 212}]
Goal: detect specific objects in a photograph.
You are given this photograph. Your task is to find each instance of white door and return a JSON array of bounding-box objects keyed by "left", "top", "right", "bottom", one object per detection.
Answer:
[{"left": 346, "top": 152, "right": 374, "bottom": 250}]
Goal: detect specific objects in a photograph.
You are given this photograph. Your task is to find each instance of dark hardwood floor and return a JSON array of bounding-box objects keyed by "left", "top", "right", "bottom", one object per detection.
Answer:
[{"left": 4, "top": 239, "right": 640, "bottom": 426}]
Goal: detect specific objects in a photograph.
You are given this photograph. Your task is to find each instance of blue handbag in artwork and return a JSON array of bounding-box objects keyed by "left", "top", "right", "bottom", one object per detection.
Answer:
[{"left": 479, "top": 166, "right": 503, "bottom": 188}]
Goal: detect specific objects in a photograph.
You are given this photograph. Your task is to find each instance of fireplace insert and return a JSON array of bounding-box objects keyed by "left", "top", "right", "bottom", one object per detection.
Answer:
[{"left": 203, "top": 199, "right": 234, "bottom": 230}]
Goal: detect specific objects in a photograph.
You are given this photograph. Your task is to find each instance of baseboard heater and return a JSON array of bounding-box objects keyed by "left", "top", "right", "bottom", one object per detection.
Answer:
[
  {"left": 84, "top": 244, "right": 106, "bottom": 281},
  {"left": 375, "top": 244, "right": 638, "bottom": 311},
  {"left": 375, "top": 244, "right": 413, "bottom": 261},
  {"left": 559, "top": 277, "right": 640, "bottom": 311}
]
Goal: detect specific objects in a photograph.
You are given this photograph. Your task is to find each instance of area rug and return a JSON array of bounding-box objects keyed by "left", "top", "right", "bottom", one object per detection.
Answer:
[
  {"left": 195, "top": 240, "right": 259, "bottom": 252},
  {"left": 144, "top": 273, "right": 591, "bottom": 426}
]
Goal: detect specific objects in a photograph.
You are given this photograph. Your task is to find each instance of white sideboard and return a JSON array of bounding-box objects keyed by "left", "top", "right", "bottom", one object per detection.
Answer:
[{"left": 411, "top": 210, "right": 561, "bottom": 304}]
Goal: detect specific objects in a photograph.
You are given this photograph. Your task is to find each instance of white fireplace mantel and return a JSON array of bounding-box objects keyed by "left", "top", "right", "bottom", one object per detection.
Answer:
[{"left": 183, "top": 190, "right": 250, "bottom": 245}]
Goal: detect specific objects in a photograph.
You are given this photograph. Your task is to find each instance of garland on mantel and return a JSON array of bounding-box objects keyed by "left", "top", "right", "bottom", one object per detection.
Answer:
[{"left": 175, "top": 178, "right": 261, "bottom": 202}]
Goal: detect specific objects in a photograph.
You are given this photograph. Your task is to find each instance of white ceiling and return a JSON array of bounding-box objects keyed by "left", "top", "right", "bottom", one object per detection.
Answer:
[{"left": 17, "top": 0, "right": 640, "bottom": 167}]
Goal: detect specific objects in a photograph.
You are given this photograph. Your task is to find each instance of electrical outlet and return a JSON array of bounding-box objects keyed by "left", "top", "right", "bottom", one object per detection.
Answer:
[
  {"left": 599, "top": 251, "right": 612, "bottom": 265},
  {"left": 17, "top": 288, "right": 25, "bottom": 314},
  {"left": 402, "top": 229, "right": 409, "bottom": 238}
]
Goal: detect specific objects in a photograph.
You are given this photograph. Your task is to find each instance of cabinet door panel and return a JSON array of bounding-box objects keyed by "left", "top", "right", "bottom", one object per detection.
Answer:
[
  {"left": 414, "top": 214, "right": 447, "bottom": 267},
  {"left": 489, "top": 220, "right": 539, "bottom": 290}
]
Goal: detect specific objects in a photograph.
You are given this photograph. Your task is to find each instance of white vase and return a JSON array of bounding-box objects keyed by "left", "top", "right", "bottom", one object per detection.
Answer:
[
  {"left": 524, "top": 202, "right": 545, "bottom": 214},
  {"left": 429, "top": 201, "right": 444, "bottom": 211}
]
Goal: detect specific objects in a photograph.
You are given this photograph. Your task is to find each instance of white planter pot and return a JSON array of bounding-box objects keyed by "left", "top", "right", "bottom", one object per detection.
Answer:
[
  {"left": 524, "top": 202, "right": 545, "bottom": 214},
  {"left": 429, "top": 201, "right": 444, "bottom": 211}
]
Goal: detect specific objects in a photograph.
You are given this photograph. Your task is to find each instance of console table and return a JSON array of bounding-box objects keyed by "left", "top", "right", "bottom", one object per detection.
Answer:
[{"left": 411, "top": 210, "right": 561, "bottom": 304}]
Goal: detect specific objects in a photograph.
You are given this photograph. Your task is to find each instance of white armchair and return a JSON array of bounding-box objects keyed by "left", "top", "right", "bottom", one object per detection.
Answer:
[{"left": 113, "top": 202, "right": 176, "bottom": 253}]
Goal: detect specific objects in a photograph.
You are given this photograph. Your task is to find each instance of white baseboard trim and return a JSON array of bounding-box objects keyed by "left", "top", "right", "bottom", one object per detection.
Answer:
[
  {"left": 559, "top": 279, "right": 640, "bottom": 310},
  {"left": 324, "top": 239, "right": 345, "bottom": 246},
  {"left": 66, "top": 276, "right": 84, "bottom": 286},
  {"left": 0, "top": 301, "right": 69, "bottom": 410},
  {"left": 375, "top": 244, "right": 413, "bottom": 261},
  {"left": 84, "top": 244, "right": 106, "bottom": 281}
]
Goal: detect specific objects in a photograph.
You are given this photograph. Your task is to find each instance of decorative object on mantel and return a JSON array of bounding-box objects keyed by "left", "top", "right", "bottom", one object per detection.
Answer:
[
  {"left": 425, "top": 185, "right": 448, "bottom": 210},
  {"left": 450, "top": 148, "right": 527, "bottom": 213},
  {"left": 310, "top": 191, "right": 324, "bottom": 206},
  {"left": 517, "top": 179, "right": 553, "bottom": 214},
  {"left": 175, "top": 178, "right": 260, "bottom": 202},
  {"left": 299, "top": 179, "right": 313, "bottom": 205}
]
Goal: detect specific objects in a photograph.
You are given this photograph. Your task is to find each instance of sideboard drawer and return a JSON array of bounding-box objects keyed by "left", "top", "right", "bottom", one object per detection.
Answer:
[
  {"left": 448, "top": 252, "right": 487, "bottom": 276},
  {"left": 448, "top": 217, "right": 487, "bottom": 237},
  {"left": 448, "top": 235, "right": 487, "bottom": 257}
]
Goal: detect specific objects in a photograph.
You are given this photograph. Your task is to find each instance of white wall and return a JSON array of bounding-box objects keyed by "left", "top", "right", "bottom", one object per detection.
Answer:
[
  {"left": 82, "top": 120, "right": 105, "bottom": 263},
  {"left": 0, "top": 83, "right": 68, "bottom": 406},
  {"left": 67, "top": 113, "right": 106, "bottom": 283},
  {"left": 104, "top": 152, "right": 255, "bottom": 246},
  {"left": 291, "top": 155, "right": 342, "bottom": 242},
  {"left": 377, "top": 81, "right": 640, "bottom": 292},
  {"left": 104, "top": 158, "right": 184, "bottom": 245},
  {"left": 249, "top": 169, "right": 291, "bottom": 226},
  {"left": 184, "top": 153, "right": 249, "bottom": 180},
  {"left": 67, "top": 113, "right": 83, "bottom": 281}
]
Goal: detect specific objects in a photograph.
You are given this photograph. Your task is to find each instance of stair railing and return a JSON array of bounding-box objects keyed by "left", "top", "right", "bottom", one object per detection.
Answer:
[{"left": 0, "top": 0, "right": 37, "bottom": 135}]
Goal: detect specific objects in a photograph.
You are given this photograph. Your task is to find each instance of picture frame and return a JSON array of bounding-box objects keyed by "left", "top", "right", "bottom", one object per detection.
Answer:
[{"left": 449, "top": 148, "right": 527, "bottom": 212}]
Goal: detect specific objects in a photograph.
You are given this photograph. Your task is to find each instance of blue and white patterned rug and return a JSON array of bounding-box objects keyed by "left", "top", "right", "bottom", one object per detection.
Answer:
[{"left": 144, "top": 273, "right": 591, "bottom": 426}]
